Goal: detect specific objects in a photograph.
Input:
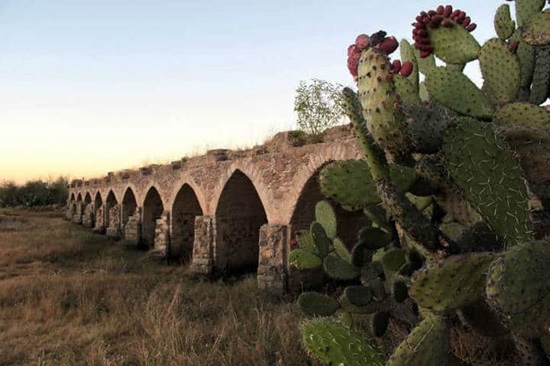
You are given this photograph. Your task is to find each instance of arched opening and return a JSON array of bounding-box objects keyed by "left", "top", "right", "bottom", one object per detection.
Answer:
[
  {"left": 105, "top": 190, "right": 118, "bottom": 228},
  {"left": 142, "top": 187, "right": 164, "bottom": 249},
  {"left": 84, "top": 193, "right": 92, "bottom": 205},
  {"left": 77, "top": 193, "right": 82, "bottom": 202},
  {"left": 94, "top": 192, "right": 103, "bottom": 222},
  {"left": 121, "top": 188, "right": 137, "bottom": 227},
  {"left": 171, "top": 184, "right": 203, "bottom": 260},
  {"left": 69, "top": 193, "right": 76, "bottom": 214},
  {"left": 215, "top": 170, "right": 267, "bottom": 275},
  {"left": 290, "top": 168, "right": 369, "bottom": 250}
]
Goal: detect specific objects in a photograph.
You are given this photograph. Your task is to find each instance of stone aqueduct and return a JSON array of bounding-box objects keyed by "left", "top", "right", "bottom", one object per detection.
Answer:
[{"left": 66, "top": 126, "right": 369, "bottom": 293}]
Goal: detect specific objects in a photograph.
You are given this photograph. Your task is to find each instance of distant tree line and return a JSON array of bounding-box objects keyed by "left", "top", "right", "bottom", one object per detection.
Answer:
[{"left": 0, "top": 177, "right": 69, "bottom": 208}]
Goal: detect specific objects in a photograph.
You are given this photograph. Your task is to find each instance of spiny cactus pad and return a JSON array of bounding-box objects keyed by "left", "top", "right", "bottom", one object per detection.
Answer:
[
  {"left": 315, "top": 200, "right": 337, "bottom": 240},
  {"left": 515, "top": 0, "right": 546, "bottom": 27},
  {"left": 479, "top": 38, "right": 521, "bottom": 105},
  {"left": 410, "top": 253, "right": 495, "bottom": 312},
  {"left": 319, "top": 160, "right": 380, "bottom": 210},
  {"left": 523, "top": 8, "right": 550, "bottom": 46},
  {"left": 297, "top": 231, "right": 316, "bottom": 252},
  {"left": 393, "top": 74, "right": 420, "bottom": 105},
  {"left": 301, "top": 318, "right": 384, "bottom": 366},
  {"left": 530, "top": 45, "right": 550, "bottom": 105},
  {"left": 442, "top": 117, "right": 533, "bottom": 246},
  {"left": 387, "top": 314, "right": 450, "bottom": 366},
  {"left": 426, "top": 23, "right": 480, "bottom": 64},
  {"left": 344, "top": 286, "right": 373, "bottom": 306},
  {"left": 298, "top": 292, "right": 340, "bottom": 317},
  {"left": 494, "top": 4, "right": 516, "bottom": 40},
  {"left": 324, "top": 254, "right": 360, "bottom": 280},
  {"left": 486, "top": 240, "right": 550, "bottom": 319},
  {"left": 425, "top": 67, "right": 494, "bottom": 119},
  {"left": 357, "top": 47, "right": 409, "bottom": 156},
  {"left": 399, "top": 39, "right": 419, "bottom": 91},
  {"left": 289, "top": 249, "right": 322, "bottom": 269},
  {"left": 311, "top": 222, "right": 332, "bottom": 258},
  {"left": 493, "top": 101, "right": 550, "bottom": 129},
  {"left": 333, "top": 237, "right": 352, "bottom": 263}
]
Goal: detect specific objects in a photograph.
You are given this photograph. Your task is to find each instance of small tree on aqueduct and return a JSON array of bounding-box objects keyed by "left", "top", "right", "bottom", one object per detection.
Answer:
[{"left": 294, "top": 79, "right": 347, "bottom": 136}]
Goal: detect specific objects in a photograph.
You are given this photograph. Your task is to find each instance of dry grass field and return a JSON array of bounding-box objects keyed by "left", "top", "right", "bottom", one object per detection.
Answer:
[{"left": 0, "top": 209, "right": 314, "bottom": 366}]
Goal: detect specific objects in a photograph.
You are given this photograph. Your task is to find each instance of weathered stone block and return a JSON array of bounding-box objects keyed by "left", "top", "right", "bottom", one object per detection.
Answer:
[
  {"left": 190, "top": 216, "right": 215, "bottom": 275},
  {"left": 257, "top": 224, "right": 289, "bottom": 295}
]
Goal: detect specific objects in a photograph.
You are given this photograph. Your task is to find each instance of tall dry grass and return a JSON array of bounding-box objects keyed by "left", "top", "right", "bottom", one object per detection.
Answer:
[{"left": 0, "top": 209, "right": 314, "bottom": 366}]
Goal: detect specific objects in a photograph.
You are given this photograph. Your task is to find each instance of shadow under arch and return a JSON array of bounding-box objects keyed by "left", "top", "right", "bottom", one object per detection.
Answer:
[
  {"left": 105, "top": 190, "right": 118, "bottom": 228},
  {"left": 121, "top": 187, "right": 137, "bottom": 228},
  {"left": 214, "top": 169, "right": 267, "bottom": 275},
  {"left": 142, "top": 186, "right": 164, "bottom": 249},
  {"left": 171, "top": 183, "right": 203, "bottom": 261},
  {"left": 289, "top": 165, "right": 369, "bottom": 250}
]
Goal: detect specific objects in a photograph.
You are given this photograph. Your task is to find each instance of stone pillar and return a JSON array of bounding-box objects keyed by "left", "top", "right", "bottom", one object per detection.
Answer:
[
  {"left": 189, "top": 215, "right": 216, "bottom": 275},
  {"left": 153, "top": 211, "right": 170, "bottom": 256},
  {"left": 93, "top": 206, "right": 105, "bottom": 234},
  {"left": 82, "top": 204, "right": 95, "bottom": 228},
  {"left": 106, "top": 204, "right": 121, "bottom": 239},
  {"left": 64, "top": 203, "right": 74, "bottom": 220},
  {"left": 257, "top": 224, "right": 289, "bottom": 295},
  {"left": 72, "top": 201, "right": 84, "bottom": 224},
  {"left": 124, "top": 207, "right": 142, "bottom": 245}
]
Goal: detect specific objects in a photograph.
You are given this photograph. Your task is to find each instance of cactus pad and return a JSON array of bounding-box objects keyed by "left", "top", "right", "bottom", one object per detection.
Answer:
[
  {"left": 324, "top": 254, "right": 360, "bottom": 280},
  {"left": 387, "top": 314, "right": 450, "bottom": 366},
  {"left": 399, "top": 39, "right": 419, "bottom": 91},
  {"left": 357, "top": 47, "right": 409, "bottom": 156},
  {"left": 393, "top": 74, "right": 420, "bottom": 105},
  {"left": 523, "top": 8, "right": 550, "bottom": 46},
  {"left": 344, "top": 286, "right": 373, "bottom": 306},
  {"left": 425, "top": 67, "right": 494, "bottom": 119},
  {"left": 493, "top": 102, "right": 550, "bottom": 130},
  {"left": 311, "top": 222, "right": 332, "bottom": 258},
  {"left": 494, "top": 4, "right": 516, "bottom": 40},
  {"left": 442, "top": 117, "right": 533, "bottom": 246},
  {"left": 486, "top": 240, "right": 550, "bottom": 319},
  {"left": 515, "top": 0, "right": 546, "bottom": 27},
  {"left": 333, "top": 237, "right": 352, "bottom": 263},
  {"left": 319, "top": 160, "right": 380, "bottom": 210},
  {"left": 289, "top": 249, "right": 322, "bottom": 269},
  {"left": 410, "top": 253, "right": 495, "bottom": 312},
  {"left": 315, "top": 201, "right": 337, "bottom": 240},
  {"left": 479, "top": 38, "right": 521, "bottom": 105},
  {"left": 427, "top": 24, "right": 480, "bottom": 64},
  {"left": 298, "top": 292, "right": 340, "bottom": 317},
  {"left": 301, "top": 318, "right": 384, "bottom": 366},
  {"left": 530, "top": 45, "right": 550, "bottom": 105}
]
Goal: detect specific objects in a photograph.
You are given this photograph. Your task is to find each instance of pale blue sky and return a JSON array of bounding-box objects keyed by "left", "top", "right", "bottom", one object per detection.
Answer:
[{"left": 0, "top": 1, "right": 505, "bottom": 183}]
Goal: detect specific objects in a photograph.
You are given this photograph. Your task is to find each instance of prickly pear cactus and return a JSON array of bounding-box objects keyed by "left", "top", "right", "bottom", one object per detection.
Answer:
[{"left": 291, "top": 1, "right": 550, "bottom": 365}]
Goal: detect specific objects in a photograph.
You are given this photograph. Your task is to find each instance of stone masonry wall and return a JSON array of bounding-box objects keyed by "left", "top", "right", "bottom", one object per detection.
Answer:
[{"left": 67, "top": 125, "right": 364, "bottom": 292}]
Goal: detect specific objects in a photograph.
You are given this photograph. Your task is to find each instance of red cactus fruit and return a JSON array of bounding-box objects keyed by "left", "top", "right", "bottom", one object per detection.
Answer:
[
  {"left": 509, "top": 41, "right": 519, "bottom": 53},
  {"left": 399, "top": 61, "right": 414, "bottom": 77},
  {"left": 465, "top": 23, "right": 477, "bottom": 32},
  {"left": 443, "top": 5, "right": 453, "bottom": 17},
  {"left": 289, "top": 239, "right": 298, "bottom": 249},
  {"left": 355, "top": 34, "right": 370, "bottom": 51},
  {"left": 377, "top": 36, "right": 398, "bottom": 55},
  {"left": 391, "top": 59, "right": 402, "bottom": 72}
]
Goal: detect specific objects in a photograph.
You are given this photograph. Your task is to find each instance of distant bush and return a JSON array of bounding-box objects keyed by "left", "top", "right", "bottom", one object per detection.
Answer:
[{"left": 0, "top": 177, "right": 69, "bottom": 208}]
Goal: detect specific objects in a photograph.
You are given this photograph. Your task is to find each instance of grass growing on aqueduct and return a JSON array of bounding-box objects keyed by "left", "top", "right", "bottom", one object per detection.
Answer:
[{"left": 0, "top": 208, "right": 313, "bottom": 366}]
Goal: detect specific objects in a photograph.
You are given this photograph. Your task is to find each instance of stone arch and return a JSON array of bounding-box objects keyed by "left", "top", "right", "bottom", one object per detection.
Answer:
[
  {"left": 69, "top": 193, "right": 75, "bottom": 201},
  {"left": 142, "top": 186, "right": 164, "bottom": 249},
  {"left": 84, "top": 192, "right": 92, "bottom": 204},
  {"left": 210, "top": 162, "right": 273, "bottom": 221},
  {"left": 94, "top": 191, "right": 103, "bottom": 217},
  {"left": 121, "top": 187, "right": 138, "bottom": 227},
  {"left": 105, "top": 190, "right": 118, "bottom": 228},
  {"left": 289, "top": 164, "right": 369, "bottom": 249},
  {"left": 171, "top": 183, "right": 203, "bottom": 260},
  {"left": 77, "top": 193, "right": 82, "bottom": 202},
  {"left": 215, "top": 169, "right": 268, "bottom": 275}
]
